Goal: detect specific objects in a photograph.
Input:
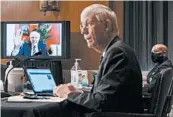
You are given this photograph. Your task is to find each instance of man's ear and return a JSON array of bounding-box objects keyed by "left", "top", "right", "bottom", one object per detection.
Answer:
[
  {"left": 162, "top": 51, "right": 168, "bottom": 57},
  {"left": 104, "top": 19, "right": 112, "bottom": 32}
]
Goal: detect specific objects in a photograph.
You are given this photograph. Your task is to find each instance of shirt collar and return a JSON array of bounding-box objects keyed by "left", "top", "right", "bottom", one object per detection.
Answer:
[
  {"left": 32, "top": 44, "right": 38, "bottom": 48},
  {"left": 102, "top": 36, "right": 121, "bottom": 55}
]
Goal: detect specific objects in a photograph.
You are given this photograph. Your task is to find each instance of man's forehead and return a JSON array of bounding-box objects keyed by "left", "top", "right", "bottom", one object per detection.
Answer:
[
  {"left": 81, "top": 16, "right": 91, "bottom": 23},
  {"left": 81, "top": 14, "right": 97, "bottom": 23},
  {"left": 30, "top": 32, "right": 40, "bottom": 37}
]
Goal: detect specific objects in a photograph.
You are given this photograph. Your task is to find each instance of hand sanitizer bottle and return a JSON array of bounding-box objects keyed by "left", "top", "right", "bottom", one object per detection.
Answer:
[
  {"left": 6, "top": 61, "right": 13, "bottom": 72},
  {"left": 5, "top": 60, "right": 13, "bottom": 92},
  {"left": 71, "top": 59, "right": 81, "bottom": 87}
]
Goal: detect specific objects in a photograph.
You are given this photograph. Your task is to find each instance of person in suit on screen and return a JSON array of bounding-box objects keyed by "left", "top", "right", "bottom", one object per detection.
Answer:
[
  {"left": 53, "top": 4, "right": 143, "bottom": 116},
  {"left": 11, "top": 30, "right": 49, "bottom": 56}
]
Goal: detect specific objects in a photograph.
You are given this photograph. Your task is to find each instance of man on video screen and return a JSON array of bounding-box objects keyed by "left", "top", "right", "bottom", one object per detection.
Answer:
[{"left": 11, "top": 30, "right": 49, "bottom": 56}]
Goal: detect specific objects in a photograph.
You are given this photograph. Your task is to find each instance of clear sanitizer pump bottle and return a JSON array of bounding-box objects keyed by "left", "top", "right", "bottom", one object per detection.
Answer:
[
  {"left": 5, "top": 60, "right": 13, "bottom": 91},
  {"left": 71, "top": 59, "right": 82, "bottom": 87},
  {"left": 5, "top": 60, "right": 13, "bottom": 81}
]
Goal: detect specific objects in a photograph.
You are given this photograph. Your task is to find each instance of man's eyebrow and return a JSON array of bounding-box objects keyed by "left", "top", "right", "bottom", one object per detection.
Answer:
[
  {"left": 30, "top": 36, "right": 39, "bottom": 37},
  {"left": 81, "top": 19, "right": 90, "bottom": 24}
]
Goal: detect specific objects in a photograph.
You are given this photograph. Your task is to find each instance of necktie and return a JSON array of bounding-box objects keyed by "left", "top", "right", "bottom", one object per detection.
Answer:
[
  {"left": 33, "top": 45, "right": 36, "bottom": 55},
  {"left": 99, "top": 52, "right": 105, "bottom": 63}
]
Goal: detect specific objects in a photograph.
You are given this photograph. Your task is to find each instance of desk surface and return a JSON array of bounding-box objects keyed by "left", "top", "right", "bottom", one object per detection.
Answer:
[{"left": 1, "top": 98, "right": 63, "bottom": 117}]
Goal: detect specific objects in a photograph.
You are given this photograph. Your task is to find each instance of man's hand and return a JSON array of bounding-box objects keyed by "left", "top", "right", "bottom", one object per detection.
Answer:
[
  {"left": 53, "top": 83, "right": 83, "bottom": 98},
  {"left": 13, "top": 29, "right": 24, "bottom": 49}
]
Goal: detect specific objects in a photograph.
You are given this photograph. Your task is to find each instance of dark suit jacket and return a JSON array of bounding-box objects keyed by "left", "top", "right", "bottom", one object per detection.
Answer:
[
  {"left": 67, "top": 36, "right": 143, "bottom": 113},
  {"left": 17, "top": 42, "right": 49, "bottom": 56},
  {"left": 143, "top": 59, "right": 173, "bottom": 93}
]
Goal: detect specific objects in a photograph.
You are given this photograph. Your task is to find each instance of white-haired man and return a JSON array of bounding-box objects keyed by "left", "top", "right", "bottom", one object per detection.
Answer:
[
  {"left": 54, "top": 4, "right": 143, "bottom": 116},
  {"left": 11, "top": 30, "right": 49, "bottom": 56}
]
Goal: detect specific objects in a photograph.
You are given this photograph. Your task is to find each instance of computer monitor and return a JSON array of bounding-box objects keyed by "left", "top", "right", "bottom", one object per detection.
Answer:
[{"left": 1, "top": 21, "right": 70, "bottom": 60}]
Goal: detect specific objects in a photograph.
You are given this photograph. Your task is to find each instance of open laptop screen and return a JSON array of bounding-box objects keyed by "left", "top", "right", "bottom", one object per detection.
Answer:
[{"left": 26, "top": 69, "right": 56, "bottom": 93}]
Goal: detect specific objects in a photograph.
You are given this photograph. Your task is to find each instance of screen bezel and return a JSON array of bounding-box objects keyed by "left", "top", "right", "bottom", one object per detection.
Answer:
[{"left": 1, "top": 21, "right": 70, "bottom": 60}]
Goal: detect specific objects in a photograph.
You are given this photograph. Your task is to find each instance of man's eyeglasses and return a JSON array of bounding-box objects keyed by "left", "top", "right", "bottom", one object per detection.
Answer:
[
  {"left": 30, "top": 37, "right": 39, "bottom": 39},
  {"left": 80, "top": 21, "right": 101, "bottom": 29}
]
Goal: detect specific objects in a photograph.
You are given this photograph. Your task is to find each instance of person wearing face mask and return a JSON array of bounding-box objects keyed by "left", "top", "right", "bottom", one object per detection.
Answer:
[
  {"left": 11, "top": 30, "right": 49, "bottom": 56},
  {"left": 53, "top": 4, "right": 143, "bottom": 116},
  {"left": 143, "top": 44, "right": 173, "bottom": 94}
]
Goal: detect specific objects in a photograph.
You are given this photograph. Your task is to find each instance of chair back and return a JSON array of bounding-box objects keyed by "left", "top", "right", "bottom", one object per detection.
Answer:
[
  {"left": 162, "top": 73, "right": 173, "bottom": 117},
  {"left": 149, "top": 67, "right": 173, "bottom": 117}
]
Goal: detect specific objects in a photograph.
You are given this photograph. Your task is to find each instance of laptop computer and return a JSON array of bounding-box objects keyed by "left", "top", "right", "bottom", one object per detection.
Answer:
[{"left": 25, "top": 68, "right": 56, "bottom": 96}]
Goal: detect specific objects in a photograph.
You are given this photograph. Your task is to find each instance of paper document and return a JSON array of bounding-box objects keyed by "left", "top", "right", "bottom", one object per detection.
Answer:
[{"left": 7, "top": 95, "right": 66, "bottom": 102}]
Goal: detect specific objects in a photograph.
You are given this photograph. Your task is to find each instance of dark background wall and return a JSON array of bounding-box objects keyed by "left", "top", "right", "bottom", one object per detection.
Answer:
[
  {"left": 124, "top": 1, "right": 173, "bottom": 71},
  {"left": 0, "top": 1, "right": 124, "bottom": 70},
  {"left": 168, "top": 2, "right": 173, "bottom": 63}
]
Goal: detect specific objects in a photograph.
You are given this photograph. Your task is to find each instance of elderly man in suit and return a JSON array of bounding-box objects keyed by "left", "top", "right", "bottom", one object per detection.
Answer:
[
  {"left": 11, "top": 30, "right": 49, "bottom": 56},
  {"left": 54, "top": 4, "right": 143, "bottom": 116}
]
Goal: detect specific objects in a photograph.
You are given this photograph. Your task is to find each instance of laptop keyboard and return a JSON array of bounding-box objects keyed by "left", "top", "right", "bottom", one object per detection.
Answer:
[{"left": 36, "top": 93, "right": 54, "bottom": 96}]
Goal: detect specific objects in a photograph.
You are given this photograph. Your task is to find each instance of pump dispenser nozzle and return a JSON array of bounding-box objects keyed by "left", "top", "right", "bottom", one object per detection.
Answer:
[
  {"left": 75, "top": 59, "right": 82, "bottom": 62},
  {"left": 75, "top": 59, "right": 81, "bottom": 70},
  {"left": 9, "top": 61, "right": 13, "bottom": 68}
]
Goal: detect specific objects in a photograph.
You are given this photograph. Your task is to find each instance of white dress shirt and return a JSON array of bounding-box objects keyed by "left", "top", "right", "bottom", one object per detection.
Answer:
[{"left": 31, "top": 44, "right": 39, "bottom": 56}]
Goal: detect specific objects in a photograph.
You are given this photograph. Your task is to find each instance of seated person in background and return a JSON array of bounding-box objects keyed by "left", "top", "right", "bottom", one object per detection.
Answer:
[
  {"left": 53, "top": 4, "right": 143, "bottom": 117},
  {"left": 143, "top": 44, "right": 173, "bottom": 94},
  {"left": 11, "top": 30, "right": 49, "bottom": 56}
]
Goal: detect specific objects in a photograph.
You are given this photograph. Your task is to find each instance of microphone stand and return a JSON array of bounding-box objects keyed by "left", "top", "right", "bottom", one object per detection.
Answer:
[{"left": 4, "top": 52, "right": 42, "bottom": 93}]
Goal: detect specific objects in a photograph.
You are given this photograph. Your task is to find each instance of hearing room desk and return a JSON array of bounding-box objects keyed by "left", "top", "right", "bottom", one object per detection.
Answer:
[{"left": 1, "top": 98, "right": 64, "bottom": 117}]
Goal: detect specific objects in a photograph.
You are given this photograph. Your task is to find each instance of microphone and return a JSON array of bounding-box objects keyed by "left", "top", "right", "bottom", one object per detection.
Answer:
[
  {"left": 33, "top": 51, "right": 42, "bottom": 56},
  {"left": 4, "top": 51, "right": 42, "bottom": 92},
  {"left": 48, "top": 49, "right": 52, "bottom": 54}
]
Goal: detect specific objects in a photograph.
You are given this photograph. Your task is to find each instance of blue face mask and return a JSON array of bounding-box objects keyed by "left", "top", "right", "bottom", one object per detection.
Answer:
[{"left": 151, "top": 52, "right": 167, "bottom": 63}]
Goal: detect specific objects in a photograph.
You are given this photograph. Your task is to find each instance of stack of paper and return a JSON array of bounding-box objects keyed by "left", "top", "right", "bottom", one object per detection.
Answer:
[{"left": 7, "top": 95, "right": 66, "bottom": 102}]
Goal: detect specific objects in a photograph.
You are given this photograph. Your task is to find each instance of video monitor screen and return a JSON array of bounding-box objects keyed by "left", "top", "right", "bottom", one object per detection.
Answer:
[{"left": 1, "top": 21, "right": 70, "bottom": 59}]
